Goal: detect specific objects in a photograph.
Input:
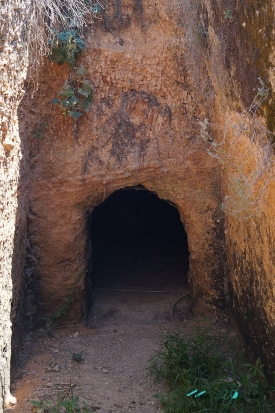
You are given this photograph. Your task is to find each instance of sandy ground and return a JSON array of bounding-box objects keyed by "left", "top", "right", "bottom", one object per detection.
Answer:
[{"left": 7, "top": 243, "right": 234, "bottom": 413}]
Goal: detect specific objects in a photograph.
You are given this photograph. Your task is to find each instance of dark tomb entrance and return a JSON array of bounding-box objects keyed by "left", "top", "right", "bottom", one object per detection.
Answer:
[{"left": 87, "top": 186, "right": 190, "bottom": 327}]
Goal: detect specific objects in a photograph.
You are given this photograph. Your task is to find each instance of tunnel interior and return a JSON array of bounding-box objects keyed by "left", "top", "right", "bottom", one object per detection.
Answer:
[{"left": 88, "top": 186, "right": 189, "bottom": 295}]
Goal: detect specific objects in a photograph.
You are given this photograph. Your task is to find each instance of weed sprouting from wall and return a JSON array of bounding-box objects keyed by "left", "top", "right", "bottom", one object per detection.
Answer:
[
  {"left": 43, "top": 272, "right": 85, "bottom": 332},
  {"left": 223, "top": 9, "right": 233, "bottom": 20},
  {"left": 30, "top": 0, "right": 107, "bottom": 58},
  {"left": 51, "top": 66, "right": 93, "bottom": 118},
  {"left": 32, "top": 122, "right": 49, "bottom": 139},
  {"left": 48, "top": 29, "right": 86, "bottom": 66},
  {"left": 199, "top": 81, "right": 275, "bottom": 220}
]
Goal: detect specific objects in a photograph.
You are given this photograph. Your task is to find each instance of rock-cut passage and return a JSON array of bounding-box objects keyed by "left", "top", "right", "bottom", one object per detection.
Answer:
[{"left": 87, "top": 187, "right": 190, "bottom": 328}]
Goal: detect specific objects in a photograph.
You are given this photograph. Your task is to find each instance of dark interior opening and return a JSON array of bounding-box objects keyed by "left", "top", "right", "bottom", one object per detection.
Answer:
[{"left": 89, "top": 186, "right": 189, "bottom": 294}]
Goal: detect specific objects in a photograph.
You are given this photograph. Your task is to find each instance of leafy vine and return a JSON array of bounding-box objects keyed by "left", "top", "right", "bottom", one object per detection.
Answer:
[{"left": 51, "top": 66, "right": 93, "bottom": 118}]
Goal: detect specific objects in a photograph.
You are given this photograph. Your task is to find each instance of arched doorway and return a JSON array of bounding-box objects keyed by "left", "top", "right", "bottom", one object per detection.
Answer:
[{"left": 87, "top": 186, "right": 190, "bottom": 326}]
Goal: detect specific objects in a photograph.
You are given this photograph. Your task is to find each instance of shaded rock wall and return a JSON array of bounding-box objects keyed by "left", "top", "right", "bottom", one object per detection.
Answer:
[
  {"left": 0, "top": 0, "right": 30, "bottom": 409},
  {"left": 225, "top": 181, "right": 275, "bottom": 379},
  {"left": 204, "top": 0, "right": 275, "bottom": 377},
  {"left": 194, "top": 0, "right": 275, "bottom": 377}
]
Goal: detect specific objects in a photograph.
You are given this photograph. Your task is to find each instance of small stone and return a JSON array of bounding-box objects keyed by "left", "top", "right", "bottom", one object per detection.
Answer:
[
  {"left": 73, "top": 332, "right": 79, "bottom": 338},
  {"left": 53, "top": 365, "right": 60, "bottom": 372},
  {"left": 102, "top": 368, "right": 108, "bottom": 373},
  {"left": 53, "top": 349, "right": 59, "bottom": 353}
]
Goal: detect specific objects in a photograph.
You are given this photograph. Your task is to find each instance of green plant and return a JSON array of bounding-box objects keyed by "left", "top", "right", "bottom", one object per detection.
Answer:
[
  {"left": 223, "top": 9, "right": 233, "bottom": 20},
  {"left": 50, "top": 272, "right": 84, "bottom": 327},
  {"left": 198, "top": 24, "right": 208, "bottom": 39},
  {"left": 30, "top": 0, "right": 107, "bottom": 55},
  {"left": 48, "top": 29, "right": 85, "bottom": 66},
  {"left": 31, "top": 387, "right": 93, "bottom": 412},
  {"left": 148, "top": 329, "right": 275, "bottom": 413},
  {"left": 72, "top": 351, "right": 85, "bottom": 362},
  {"left": 256, "top": 77, "right": 270, "bottom": 98},
  {"left": 32, "top": 122, "right": 49, "bottom": 139},
  {"left": 51, "top": 66, "right": 93, "bottom": 118}
]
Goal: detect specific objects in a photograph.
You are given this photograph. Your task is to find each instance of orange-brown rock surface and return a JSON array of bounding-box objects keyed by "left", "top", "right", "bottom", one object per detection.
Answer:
[
  {"left": 2, "top": 0, "right": 274, "bottom": 392},
  {"left": 20, "top": 0, "right": 226, "bottom": 320},
  {"left": 18, "top": 0, "right": 274, "bottom": 374}
]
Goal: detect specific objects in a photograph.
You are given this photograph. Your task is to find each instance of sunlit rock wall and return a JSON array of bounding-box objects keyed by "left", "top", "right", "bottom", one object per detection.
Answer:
[
  {"left": 195, "top": 0, "right": 275, "bottom": 377},
  {"left": 19, "top": 0, "right": 227, "bottom": 324},
  {"left": 4, "top": 0, "right": 275, "bottom": 393},
  {"left": 0, "top": 0, "right": 30, "bottom": 410}
]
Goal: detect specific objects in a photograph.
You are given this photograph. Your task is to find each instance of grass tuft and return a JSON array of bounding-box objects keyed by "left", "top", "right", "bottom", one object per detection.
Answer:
[
  {"left": 72, "top": 351, "right": 85, "bottom": 362},
  {"left": 148, "top": 328, "right": 275, "bottom": 413},
  {"left": 31, "top": 387, "right": 93, "bottom": 412}
]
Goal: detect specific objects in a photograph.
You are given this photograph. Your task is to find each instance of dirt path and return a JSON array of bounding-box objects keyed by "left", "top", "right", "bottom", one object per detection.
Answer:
[
  {"left": 10, "top": 292, "right": 194, "bottom": 412},
  {"left": 8, "top": 243, "right": 233, "bottom": 412}
]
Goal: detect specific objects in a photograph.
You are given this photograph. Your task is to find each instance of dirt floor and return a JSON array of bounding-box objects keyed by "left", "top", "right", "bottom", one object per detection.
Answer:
[{"left": 7, "top": 242, "right": 235, "bottom": 413}]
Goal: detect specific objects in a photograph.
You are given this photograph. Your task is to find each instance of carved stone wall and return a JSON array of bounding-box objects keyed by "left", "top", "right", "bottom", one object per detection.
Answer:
[
  {"left": 19, "top": 0, "right": 226, "bottom": 323},
  {"left": 0, "top": 0, "right": 30, "bottom": 410},
  {"left": 2, "top": 0, "right": 275, "bottom": 401}
]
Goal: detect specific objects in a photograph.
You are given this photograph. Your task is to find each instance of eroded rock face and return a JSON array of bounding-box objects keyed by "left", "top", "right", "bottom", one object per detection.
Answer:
[
  {"left": 0, "top": 0, "right": 31, "bottom": 409},
  {"left": 17, "top": 0, "right": 275, "bottom": 379},
  {"left": 201, "top": 0, "right": 275, "bottom": 378},
  {"left": 19, "top": 0, "right": 226, "bottom": 323}
]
